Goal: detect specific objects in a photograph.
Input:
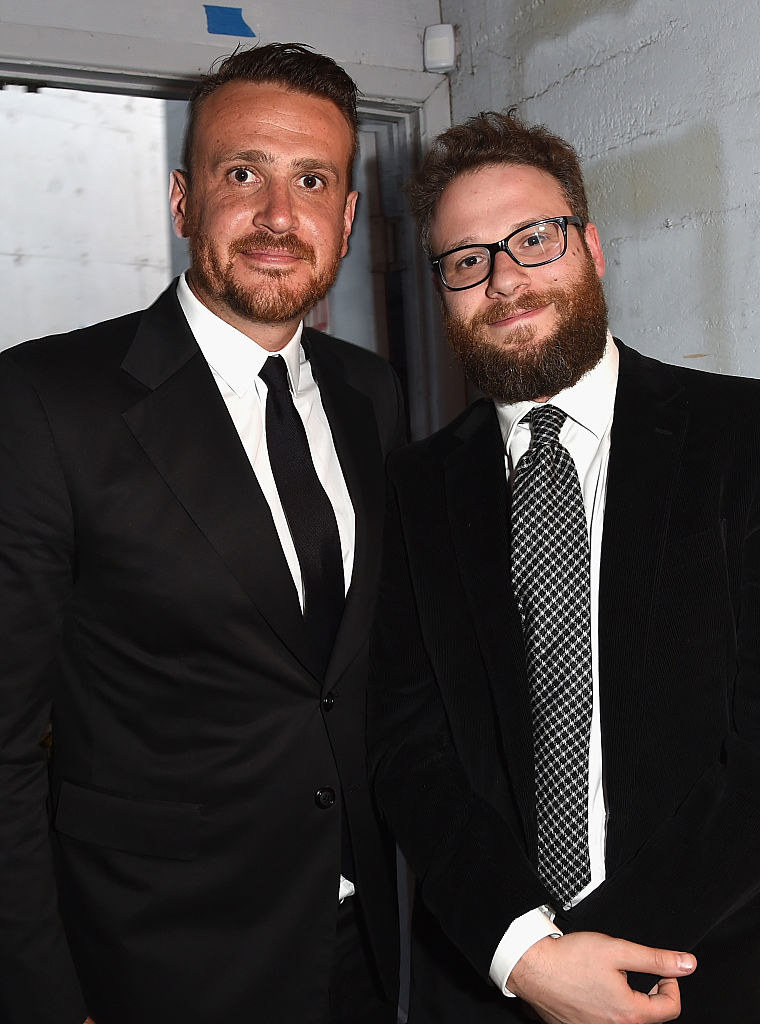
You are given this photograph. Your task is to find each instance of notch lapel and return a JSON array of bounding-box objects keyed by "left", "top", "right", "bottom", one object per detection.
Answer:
[
  {"left": 120, "top": 285, "right": 324, "bottom": 680},
  {"left": 443, "top": 401, "right": 536, "bottom": 843}
]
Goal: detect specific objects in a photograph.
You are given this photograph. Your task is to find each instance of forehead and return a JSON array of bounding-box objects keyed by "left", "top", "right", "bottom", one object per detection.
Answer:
[
  {"left": 430, "top": 163, "right": 571, "bottom": 251},
  {"left": 192, "top": 80, "right": 354, "bottom": 175}
]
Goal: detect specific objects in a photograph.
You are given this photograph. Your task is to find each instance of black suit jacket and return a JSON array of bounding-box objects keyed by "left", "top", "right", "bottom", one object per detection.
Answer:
[
  {"left": 0, "top": 283, "right": 405, "bottom": 1024},
  {"left": 369, "top": 341, "right": 760, "bottom": 1023}
]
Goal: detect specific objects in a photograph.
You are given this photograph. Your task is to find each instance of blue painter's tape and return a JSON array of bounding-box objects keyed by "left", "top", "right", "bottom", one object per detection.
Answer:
[{"left": 203, "top": 5, "right": 255, "bottom": 37}]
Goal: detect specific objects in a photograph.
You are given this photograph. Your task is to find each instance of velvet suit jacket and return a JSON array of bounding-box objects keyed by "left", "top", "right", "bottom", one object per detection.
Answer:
[
  {"left": 0, "top": 283, "right": 405, "bottom": 1024},
  {"left": 369, "top": 341, "right": 760, "bottom": 1023}
]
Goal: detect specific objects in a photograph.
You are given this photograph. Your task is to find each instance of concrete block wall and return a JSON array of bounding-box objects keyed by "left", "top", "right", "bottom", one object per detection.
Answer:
[
  {"left": 440, "top": 0, "right": 760, "bottom": 377},
  {"left": 0, "top": 87, "right": 172, "bottom": 348}
]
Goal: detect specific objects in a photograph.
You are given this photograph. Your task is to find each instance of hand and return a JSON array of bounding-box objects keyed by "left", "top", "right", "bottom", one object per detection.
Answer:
[{"left": 507, "top": 931, "right": 696, "bottom": 1024}]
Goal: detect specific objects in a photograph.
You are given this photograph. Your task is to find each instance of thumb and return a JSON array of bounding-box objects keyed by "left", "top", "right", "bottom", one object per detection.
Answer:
[{"left": 618, "top": 939, "right": 696, "bottom": 978}]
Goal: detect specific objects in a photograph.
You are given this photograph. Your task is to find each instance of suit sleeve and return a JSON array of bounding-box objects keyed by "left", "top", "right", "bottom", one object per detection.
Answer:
[
  {"left": 0, "top": 352, "right": 89, "bottom": 1023},
  {"left": 368, "top": 458, "right": 552, "bottom": 979},
  {"left": 557, "top": 470, "right": 760, "bottom": 967}
]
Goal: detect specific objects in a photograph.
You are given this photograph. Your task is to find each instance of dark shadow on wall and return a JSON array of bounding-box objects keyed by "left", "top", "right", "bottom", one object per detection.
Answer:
[
  {"left": 441, "top": 0, "right": 646, "bottom": 113},
  {"left": 584, "top": 122, "right": 728, "bottom": 369}
]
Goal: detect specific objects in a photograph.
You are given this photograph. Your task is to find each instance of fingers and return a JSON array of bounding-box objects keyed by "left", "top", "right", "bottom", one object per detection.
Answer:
[
  {"left": 642, "top": 976, "right": 682, "bottom": 1022},
  {"left": 612, "top": 937, "right": 696, "bottom": 978}
]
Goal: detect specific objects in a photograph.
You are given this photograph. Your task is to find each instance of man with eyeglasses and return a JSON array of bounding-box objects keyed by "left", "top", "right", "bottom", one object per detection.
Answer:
[{"left": 369, "top": 109, "right": 760, "bottom": 1023}]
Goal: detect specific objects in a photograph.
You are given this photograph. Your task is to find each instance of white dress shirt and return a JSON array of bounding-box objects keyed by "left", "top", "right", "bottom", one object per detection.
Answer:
[
  {"left": 489, "top": 335, "right": 619, "bottom": 993},
  {"left": 176, "top": 274, "right": 356, "bottom": 900}
]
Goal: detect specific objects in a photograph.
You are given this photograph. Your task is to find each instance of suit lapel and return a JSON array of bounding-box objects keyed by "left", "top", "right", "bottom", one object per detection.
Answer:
[
  {"left": 120, "top": 285, "right": 323, "bottom": 680},
  {"left": 599, "top": 341, "right": 689, "bottom": 864},
  {"left": 443, "top": 401, "right": 536, "bottom": 843},
  {"left": 305, "top": 332, "right": 385, "bottom": 685}
]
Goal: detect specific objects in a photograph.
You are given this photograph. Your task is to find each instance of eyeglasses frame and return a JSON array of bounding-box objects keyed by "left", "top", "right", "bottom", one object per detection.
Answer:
[{"left": 431, "top": 215, "right": 586, "bottom": 292}]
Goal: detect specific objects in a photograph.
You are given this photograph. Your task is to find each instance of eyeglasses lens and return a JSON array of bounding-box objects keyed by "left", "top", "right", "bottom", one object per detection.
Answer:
[
  {"left": 509, "top": 221, "right": 565, "bottom": 265},
  {"left": 440, "top": 220, "right": 566, "bottom": 288}
]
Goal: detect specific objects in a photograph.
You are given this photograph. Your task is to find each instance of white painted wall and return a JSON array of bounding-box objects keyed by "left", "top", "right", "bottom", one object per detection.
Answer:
[
  {"left": 1, "top": 0, "right": 438, "bottom": 72},
  {"left": 0, "top": 87, "right": 172, "bottom": 348},
  {"left": 0, "top": 0, "right": 445, "bottom": 110},
  {"left": 441, "top": 0, "right": 760, "bottom": 377}
]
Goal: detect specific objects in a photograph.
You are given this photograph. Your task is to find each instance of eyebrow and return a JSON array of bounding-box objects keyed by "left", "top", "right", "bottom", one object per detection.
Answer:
[
  {"left": 213, "top": 148, "right": 342, "bottom": 179},
  {"left": 441, "top": 215, "right": 569, "bottom": 253}
]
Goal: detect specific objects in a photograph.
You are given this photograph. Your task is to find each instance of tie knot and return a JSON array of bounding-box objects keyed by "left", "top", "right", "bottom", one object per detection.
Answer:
[
  {"left": 524, "top": 404, "right": 566, "bottom": 446},
  {"left": 259, "top": 354, "right": 291, "bottom": 394}
]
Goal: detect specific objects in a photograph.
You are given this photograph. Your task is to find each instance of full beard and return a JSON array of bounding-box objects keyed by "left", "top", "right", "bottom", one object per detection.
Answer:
[
  {"left": 444, "top": 255, "right": 609, "bottom": 403},
  {"left": 189, "top": 229, "right": 341, "bottom": 325}
]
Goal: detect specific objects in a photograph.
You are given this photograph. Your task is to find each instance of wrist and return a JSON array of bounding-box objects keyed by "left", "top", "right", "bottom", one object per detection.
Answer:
[
  {"left": 490, "top": 905, "right": 562, "bottom": 997},
  {"left": 506, "top": 934, "right": 561, "bottom": 1001}
]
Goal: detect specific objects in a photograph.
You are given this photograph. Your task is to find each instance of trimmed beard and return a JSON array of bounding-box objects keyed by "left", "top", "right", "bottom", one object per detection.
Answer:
[
  {"left": 444, "top": 253, "right": 608, "bottom": 403},
  {"left": 188, "top": 228, "right": 342, "bottom": 325}
]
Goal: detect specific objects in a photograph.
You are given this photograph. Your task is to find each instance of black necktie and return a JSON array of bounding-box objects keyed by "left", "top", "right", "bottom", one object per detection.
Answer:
[
  {"left": 259, "top": 355, "right": 345, "bottom": 674},
  {"left": 510, "top": 404, "right": 593, "bottom": 906}
]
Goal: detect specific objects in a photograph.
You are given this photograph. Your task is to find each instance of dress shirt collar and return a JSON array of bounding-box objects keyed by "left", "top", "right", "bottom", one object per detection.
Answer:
[
  {"left": 176, "top": 272, "right": 304, "bottom": 397},
  {"left": 495, "top": 332, "right": 619, "bottom": 449}
]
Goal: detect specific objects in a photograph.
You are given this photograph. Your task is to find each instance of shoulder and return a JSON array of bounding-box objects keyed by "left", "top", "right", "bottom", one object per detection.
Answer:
[
  {"left": 388, "top": 398, "right": 498, "bottom": 477},
  {"left": 617, "top": 338, "right": 760, "bottom": 417},
  {"left": 0, "top": 282, "right": 185, "bottom": 388},
  {"left": 616, "top": 340, "right": 760, "bottom": 482},
  {"left": 8, "top": 309, "right": 143, "bottom": 359},
  {"left": 304, "top": 327, "right": 396, "bottom": 387},
  {"left": 0, "top": 309, "right": 143, "bottom": 386}
]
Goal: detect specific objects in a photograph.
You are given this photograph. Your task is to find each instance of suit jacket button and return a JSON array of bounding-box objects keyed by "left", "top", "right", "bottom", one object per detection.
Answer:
[
  {"left": 315, "top": 787, "right": 336, "bottom": 809},
  {"left": 321, "top": 691, "right": 336, "bottom": 712}
]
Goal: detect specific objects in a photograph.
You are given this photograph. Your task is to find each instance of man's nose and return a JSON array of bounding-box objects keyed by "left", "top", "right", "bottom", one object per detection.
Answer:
[
  {"left": 485, "top": 249, "right": 531, "bottom": 299},
  {"left": 253, "top": 180, "right": 296, "bottom": 234}
]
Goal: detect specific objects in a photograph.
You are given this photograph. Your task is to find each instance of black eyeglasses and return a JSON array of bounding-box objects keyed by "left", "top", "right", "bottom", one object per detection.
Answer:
[{"left": 431, "top": 216, "right": 585, "bottom": 291}]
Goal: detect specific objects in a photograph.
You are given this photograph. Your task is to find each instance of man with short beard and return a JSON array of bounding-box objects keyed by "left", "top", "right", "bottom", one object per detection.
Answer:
[
  {"left": 0, "top": 44, "right": 404, "bottom": 1024},
  {"left": 368, "top": 109, "right": 760, "bottom": 1024}
]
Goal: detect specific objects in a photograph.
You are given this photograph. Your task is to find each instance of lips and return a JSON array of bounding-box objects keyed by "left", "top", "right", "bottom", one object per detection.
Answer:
[
  {"left": 240, "top": 248, "right": 301, "bottom": 263},
  {"left": 230, "top": 231, "right": 316, "bottom": 265},
  {"left": 487, "top": 303, "right": 550, "bottom": 326}
]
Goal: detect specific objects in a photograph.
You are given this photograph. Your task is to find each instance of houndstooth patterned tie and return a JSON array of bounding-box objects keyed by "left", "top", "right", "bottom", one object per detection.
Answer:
[{"left": 511, "top": 404, "right": 592, "bottom": 906}]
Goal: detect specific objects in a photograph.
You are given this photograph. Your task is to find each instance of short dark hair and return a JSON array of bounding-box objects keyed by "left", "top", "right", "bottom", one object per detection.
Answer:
[
  {"left": 182, "top": 42, "right": 359, "bottom": 178},
  {"left": 407, "top": 108, "right": 591, "bottom": 256}
]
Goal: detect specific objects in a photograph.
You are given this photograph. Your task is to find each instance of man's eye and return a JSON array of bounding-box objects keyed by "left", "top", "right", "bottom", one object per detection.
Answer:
[
  {"left": 523, "top": 233, "right": 546, "bottom": 248},
  {"left": 300, "top": 174, "right": 324, "bottom": 190},
  {"left": 455, "top": 252, "right": 486, "bottom": 270},
  {"left": 231, "top": 168, "right": 255, "bottom": 183}
]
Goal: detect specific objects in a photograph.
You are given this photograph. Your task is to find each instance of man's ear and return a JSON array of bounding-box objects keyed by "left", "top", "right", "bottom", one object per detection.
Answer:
[
  {"left": 339, "top": 190, "right": 359, "bottom": 258},
  {"left": 169, "top": 170, "right": 190, "bottom": 239},
  {"left": 583, "top": 222, "right": 605, "bottom": 278}
]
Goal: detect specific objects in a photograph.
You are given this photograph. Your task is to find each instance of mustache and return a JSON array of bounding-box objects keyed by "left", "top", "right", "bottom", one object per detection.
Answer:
[
  {"left": 472, "top": 288, "right": 567, "bottom": 327},
  {"left": 229, "top": 231, "right": 316, "bottom": 264}
]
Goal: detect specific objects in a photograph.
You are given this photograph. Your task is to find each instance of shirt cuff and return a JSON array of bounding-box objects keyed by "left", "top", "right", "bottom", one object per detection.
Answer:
[{"left": 489, "top": 906, "right": 563, "bottom": 997}]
